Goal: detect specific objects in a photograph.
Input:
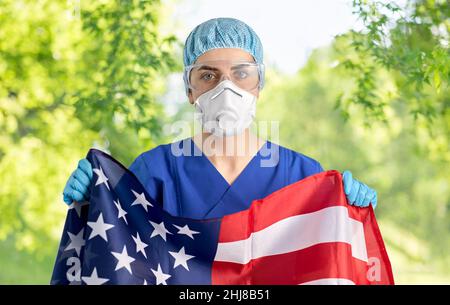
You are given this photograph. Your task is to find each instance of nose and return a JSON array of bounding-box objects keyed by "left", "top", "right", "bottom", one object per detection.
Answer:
[{"left": 219, "top": 74, "right": 232, "bottom": 82}]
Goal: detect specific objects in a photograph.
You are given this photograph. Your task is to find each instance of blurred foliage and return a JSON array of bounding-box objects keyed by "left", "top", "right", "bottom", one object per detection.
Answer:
[
  {"left": 337, "top": 0, "right": 449, "bottom": 122},
  {"left": 0, "top": 0, "right": 177, "bottom": 270},
  {"left": 0, "top": 0, "right": 448, "bottom": 284},
  {"left": 334, "top": 0, "right": 449, "bottom": 165}
]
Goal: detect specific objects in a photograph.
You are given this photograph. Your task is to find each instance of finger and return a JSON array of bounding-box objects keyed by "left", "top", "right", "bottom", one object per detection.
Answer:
[
  {"left": 63, "top": 193, "right": 73, "bottom": 205},
  {"left": 348, "top": 180, "right": 361, "bottom": 204},
  {"left": 371, "top": 192, "right": 378, "bottom": 209},
  {"left": 63, "top": 173, "right": 75, "bottom": 195},
  {"left": 70, "top": 176, "right": 88, "bottom": 195},
  {"left": 78, "top": 159, "right": 93, "bottom": 180},
  {"left": 73, "top": 168, "right": 91, "bottom": 189},
  {"left": 342, "top": 170, "right": 353, "bottom": 195},
  {"left": 362, "top": 188, "right": 375, "bottom": 207},
  {"left": 71, "top": 189, "right": 86, "bottom": 202},
  {"left": 355, "top": 184, "right": 368, "bottom": 207}
]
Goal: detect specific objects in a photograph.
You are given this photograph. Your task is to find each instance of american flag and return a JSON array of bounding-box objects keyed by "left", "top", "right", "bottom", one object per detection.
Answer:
[{"left": 51, "top": 149, "right": 394, "bottom": 285}]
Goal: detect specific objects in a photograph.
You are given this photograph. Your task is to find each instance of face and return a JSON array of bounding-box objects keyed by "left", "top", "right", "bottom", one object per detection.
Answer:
[{"left": 187, "top": 48, "right": 260, "bottom": 104}]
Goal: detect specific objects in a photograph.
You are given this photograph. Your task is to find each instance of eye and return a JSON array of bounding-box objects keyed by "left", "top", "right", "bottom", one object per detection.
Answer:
[
  {"left": 234, "top": 70, "right": 249, "bottom": 80},
  {"left": 201, "top": 72, "right": 216, "bottom": 81}
]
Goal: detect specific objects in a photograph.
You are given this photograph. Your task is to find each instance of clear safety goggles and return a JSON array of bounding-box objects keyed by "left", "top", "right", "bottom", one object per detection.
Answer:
[{"left": 184, "top": 60, "right": 265, "bottom": 94}]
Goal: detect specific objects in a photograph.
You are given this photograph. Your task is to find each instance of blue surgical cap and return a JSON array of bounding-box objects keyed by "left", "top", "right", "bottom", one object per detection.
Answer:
[{"left": 183, "top": 17, "right": 264, "bottom": 94}]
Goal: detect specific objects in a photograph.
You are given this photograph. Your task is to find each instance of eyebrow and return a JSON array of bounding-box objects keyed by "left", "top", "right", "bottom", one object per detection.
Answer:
[{"left": 195, "top": 65, "right": 220, "bottom": 72}]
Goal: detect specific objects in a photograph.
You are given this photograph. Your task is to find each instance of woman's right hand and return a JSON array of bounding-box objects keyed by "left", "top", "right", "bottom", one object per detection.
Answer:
[{"left": 62, "top": 158, "right": 93, "bottom": 205}]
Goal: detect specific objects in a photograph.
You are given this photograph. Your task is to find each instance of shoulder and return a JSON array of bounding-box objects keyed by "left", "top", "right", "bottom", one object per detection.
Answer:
[
  {"left": 129, "top": 138, "right": 195, "bottom": 175},
  {"left": 270, "top": 142, "right": 323, "bottom": 174},
  {"left": 129, "top": 142, "right": 174, "bottom": 177},
  {"left": 134, "top": 143, "right": 171, "bottom": 163}
]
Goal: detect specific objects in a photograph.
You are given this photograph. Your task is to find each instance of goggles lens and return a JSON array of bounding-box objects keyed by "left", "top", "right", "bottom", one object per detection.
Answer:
[{"left": 185, "top": 61, "right": 263, "bottom": 93}]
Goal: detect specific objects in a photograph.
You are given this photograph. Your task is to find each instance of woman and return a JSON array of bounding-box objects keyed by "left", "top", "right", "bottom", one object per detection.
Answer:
[{"left": 62, "top": 17, "right": 377, "bottom": 219}]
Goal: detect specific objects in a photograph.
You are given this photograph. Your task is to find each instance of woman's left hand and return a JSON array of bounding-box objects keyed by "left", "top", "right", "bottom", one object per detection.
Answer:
[{"left": 342, "top": 170, "right": 377, "bottom": 209}]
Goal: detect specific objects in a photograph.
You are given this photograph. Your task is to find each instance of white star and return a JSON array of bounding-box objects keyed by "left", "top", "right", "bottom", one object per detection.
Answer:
[
  {"left": 93, "top": 167, "right": 110, "bottom": 190},
  {"left": 131, "top": 190, "right": 153, "bottom": 212},
  {"left": 149, "top": 220, "right": 172, "bottom": 241},
  {"left": 132, "top": 232, "right": 148, "bottom": 258},
  {"left": 113, "top": 199, "right": 128, "bottom": 225},
  {"left": 151, "top": 264, "right": 171, "bottom": 285},
  {"left": 169, "top": 247, "right": 195, "bottom": 271},
  {"left": 111, "top": 245, "right": 135, "bottom": 274},
  {"left": 173, "top": 224, "right": 200, "bottom": 239},
  {"left": 87, "top": 213, "right": 115, "bottom": 242},
  {"left": 143, "top": 279, "right": 148, "bottom": 285},
  {"left": 81, "top": 267, "right": 109, "bottom": 285},
  {"left": 65, "top": 228, "right": 85, "bottom": 256},
  {"left": 68, "top": 201, "right": 89, "bottom": 218}
]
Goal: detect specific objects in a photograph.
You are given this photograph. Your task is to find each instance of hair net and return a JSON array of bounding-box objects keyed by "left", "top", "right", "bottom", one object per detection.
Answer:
[{"left": 183, "top": 17, "right": 264, "bottom": 94}]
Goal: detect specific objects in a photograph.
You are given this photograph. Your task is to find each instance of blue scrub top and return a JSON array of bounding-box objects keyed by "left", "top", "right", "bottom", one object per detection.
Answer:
[{"left": 129, "top": 138, "right": 323, "bottom": 219}]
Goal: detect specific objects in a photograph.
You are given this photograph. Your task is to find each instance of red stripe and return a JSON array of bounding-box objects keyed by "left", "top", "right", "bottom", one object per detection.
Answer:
[
  {"left": 363, "top": 206, "right": 395, "bottom": 284},
  {"left": 212, "top": 242, "right": 371, "bottom": 285},
  {"left": 214, "top": 170, "right": 395, "bottom": 284},
  {"left": 338, "top": 202, "right": 394, "bottom": 284},
  {"left": 218, "top": 170, "right": 347, "bottom": 243}
]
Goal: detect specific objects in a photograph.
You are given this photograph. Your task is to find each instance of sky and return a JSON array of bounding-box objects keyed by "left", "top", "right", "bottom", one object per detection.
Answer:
[{"left": 165, "top": 0, "right": 363, "bottom": 74}]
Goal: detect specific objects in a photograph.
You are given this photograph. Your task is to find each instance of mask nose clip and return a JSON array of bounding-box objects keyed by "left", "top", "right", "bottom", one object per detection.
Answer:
[{"left": 210, "top": 82, "right": 243, "bottom": 100}]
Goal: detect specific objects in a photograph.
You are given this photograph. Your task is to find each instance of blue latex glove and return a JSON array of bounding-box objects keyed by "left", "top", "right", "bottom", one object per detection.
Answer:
[
  {"left": 342, "top": 170, "right": 377, "bottom": 209},
  {"left": 62, "top": 158, "right": 93, "bottom": 205}
]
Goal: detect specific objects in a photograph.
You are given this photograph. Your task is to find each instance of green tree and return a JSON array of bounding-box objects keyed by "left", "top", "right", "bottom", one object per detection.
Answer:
[
  {"left": 334, "top": 0, "right": 449, "bottom": 165},
  {"left": 0, "top": 0, "right": 178, "bottom": 282}
]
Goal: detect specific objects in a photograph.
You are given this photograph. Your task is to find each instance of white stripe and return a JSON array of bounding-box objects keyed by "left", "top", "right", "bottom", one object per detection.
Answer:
[
  {"left": 300, "top": 278, "right": 356, "bottom": 285},
  {"left": 214, "top": 206, "right": 367, "bottom": 264}
]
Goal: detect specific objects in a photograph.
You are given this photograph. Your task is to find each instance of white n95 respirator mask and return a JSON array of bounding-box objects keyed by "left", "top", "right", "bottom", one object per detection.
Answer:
[{"left": 194, "top": 80, "right": 257, "bottom": 137}]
